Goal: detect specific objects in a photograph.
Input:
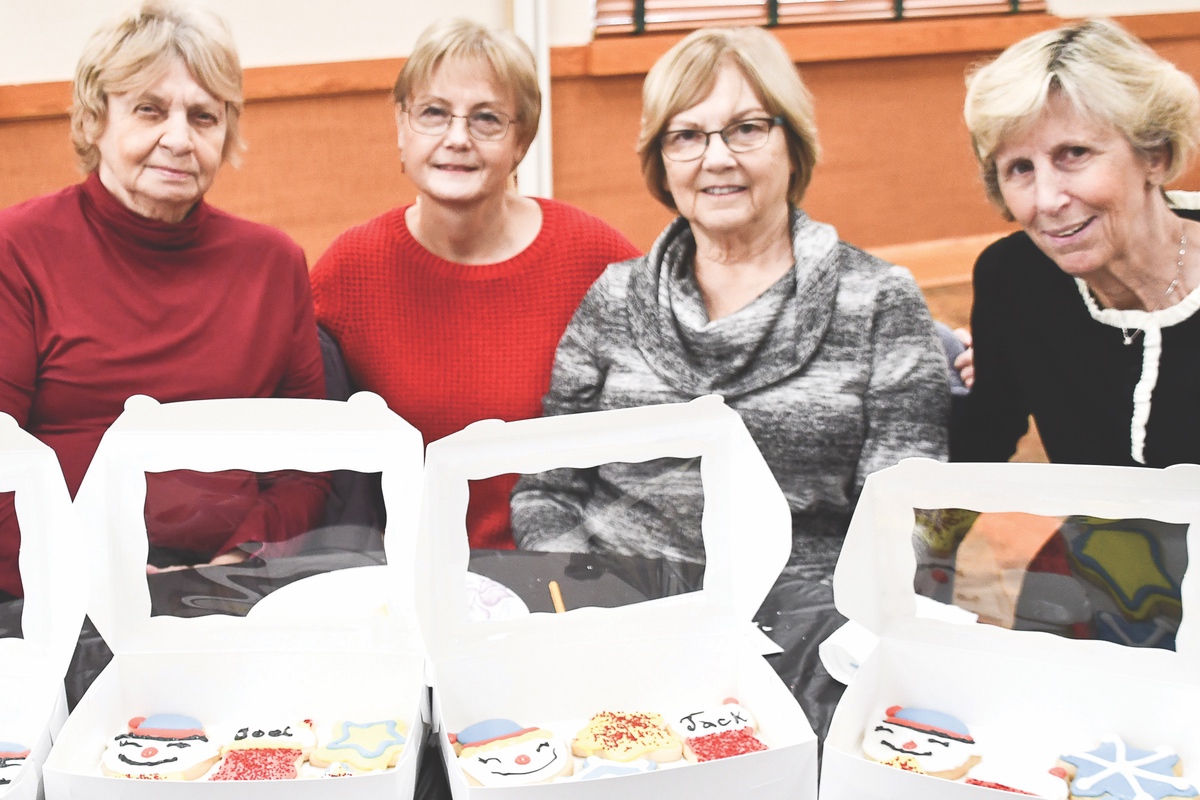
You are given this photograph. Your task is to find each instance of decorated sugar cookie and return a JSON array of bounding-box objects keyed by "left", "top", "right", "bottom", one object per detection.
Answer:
[
  {"left": 453, "top": 719, "right": 573, "bottom": 787},
  {"left": 1068, "top": 525, "right": 1182, "bottom": 622},
  {"left": 669, "top": 702, "right": 756, "bottom": 739},
  {"left": 572, "top": 711, "right": 682, "bottom": 763},
  {"left": 573, "top": 756, "right": 657, "bottom": 781},
  {"left": 965, "top": 764, "right": 1069, "bottom": 799},
  {"left": 308, "top": 720, "right": 407, "bottom": 772},
  {"left": 861, "top": 706, "right": 980, "bottom": 780},
  {"left": 101, "top": 714, "right": 221, "bottom": 780},
  {"left": 669, "top": 700, "right": 767, "bottom": 762},
  {"left": 0, "top": 742, "right": 28, "bottom": 787},
  {"left": 210, "top": 720, "right": 316, "bottom": 781},
  {"left": 1056, "top": 736, "right": 1198, "bottom": 800}
]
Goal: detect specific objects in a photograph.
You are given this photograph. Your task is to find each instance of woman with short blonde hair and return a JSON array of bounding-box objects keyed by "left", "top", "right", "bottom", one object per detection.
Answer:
[
  {"left": 511, "top": 27, "right": 947, "bottom": 577},
  {"left": 952, "top": 19, "right": 1200, "bottom": 467},
  {"left": 312, "top": 18, "right": 637, "bottom": 550},
  {"left": 0, "top": 0, "right": 328, "bottom": 592}
]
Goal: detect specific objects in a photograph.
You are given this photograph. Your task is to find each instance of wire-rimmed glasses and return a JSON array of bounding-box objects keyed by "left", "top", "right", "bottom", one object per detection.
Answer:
[
  {"left": 660, "top": 116, "right": 785, "bottom": 162},
  {"left": 405, "top": 103, "right": 513, "bottom": 142}
]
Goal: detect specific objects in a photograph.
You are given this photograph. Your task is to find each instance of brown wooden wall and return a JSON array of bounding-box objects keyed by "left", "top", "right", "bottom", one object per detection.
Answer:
[{"left": 3, "top": 12, "right": 1199, "bottom": 281}]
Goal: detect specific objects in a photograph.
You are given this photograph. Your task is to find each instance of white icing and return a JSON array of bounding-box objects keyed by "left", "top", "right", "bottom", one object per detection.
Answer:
[
  {"left": 224, "top": 721, "right": 316, "bottom": 751},
  {"left": 102, "top": 732, "right": 220, "bottom": 778},
  {"left": 861, "top": 717, "right": 977, "bottom": 775},
  {"left": 459, "top": 734, "right": 571, "bottom": 787},
  {"left": 669, "top": 704, "right": 756, "bottom": 739}
]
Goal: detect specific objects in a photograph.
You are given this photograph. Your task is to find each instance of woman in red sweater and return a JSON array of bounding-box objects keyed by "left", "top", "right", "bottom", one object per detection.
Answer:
[
  {"left": 0, "top": 1, "right": 327, "bottom": 595},
  {"left": 311, "top": 19, "right": 638, "bottom": 550}
]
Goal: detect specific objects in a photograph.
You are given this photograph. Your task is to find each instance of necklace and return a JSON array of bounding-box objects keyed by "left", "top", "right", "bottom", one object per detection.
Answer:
[{"left": 1121, "top": 231, "right": 1187, "bottom": 346}]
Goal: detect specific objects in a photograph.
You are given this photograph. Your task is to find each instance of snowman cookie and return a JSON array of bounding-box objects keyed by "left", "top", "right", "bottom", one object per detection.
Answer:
[
  {"left": 101, "top": 714, "right": 220, "bottom": 780},
  {"left": 453, "top": 719, "right": 573, "bottom": 787},
  {"left": 861, "top": 706, "right": 980, "bottom": 780}
]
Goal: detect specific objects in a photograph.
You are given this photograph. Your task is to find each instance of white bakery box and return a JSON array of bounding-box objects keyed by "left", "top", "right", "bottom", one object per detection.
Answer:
[
  {"left": 42, "top": 393, "right": 428, "bottom": 798},
  {"left": 416, "top": 395, "right": 818, "bottom": 799},
  {"left": 820, "top": 458, "right": 1200, "bottom": 800},
  {"left": 0, "top": 414, "right": 87, "bottom": 800}
]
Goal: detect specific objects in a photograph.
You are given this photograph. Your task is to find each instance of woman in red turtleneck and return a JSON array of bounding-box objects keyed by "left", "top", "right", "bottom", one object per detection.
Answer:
[{"left": 0, "top": 2, "right": 326, "bottom": 597}]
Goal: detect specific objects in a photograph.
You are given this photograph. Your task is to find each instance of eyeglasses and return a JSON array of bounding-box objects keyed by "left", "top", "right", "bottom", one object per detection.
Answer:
[
  {"left": 660, "top": 116, "right": 785, "bottom": 162},
  {"left": 406, "top": 103, "right": 513, "bottom": 142}
]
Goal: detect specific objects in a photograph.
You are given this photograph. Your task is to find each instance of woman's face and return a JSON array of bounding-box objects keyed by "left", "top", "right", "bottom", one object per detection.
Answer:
[
  {"left": 994, "top": 92, "right": 1169, "bottom": 279},
  {"left": 660, "top": 64, "right": 791, "bottom": 243},
  {"left": 396, "top": 60, "right": 525, "bottom": 208},
  {"left": 91, "top": 57, "right": 227, "bottom": 223}
]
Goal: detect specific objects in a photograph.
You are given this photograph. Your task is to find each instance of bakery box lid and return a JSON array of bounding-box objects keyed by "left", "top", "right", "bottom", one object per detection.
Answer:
[
  {"left": 834, "top": 458, "right": 1200, "bottom": 660},
  {"left": 415, "top": 395, "right": 792, "bottom": 663},
  {"left": 74, "top": 393, "right": 425, "bottom": 656},
  {"left": 0, "top": 413, "right": 87, "bottom": 681}
]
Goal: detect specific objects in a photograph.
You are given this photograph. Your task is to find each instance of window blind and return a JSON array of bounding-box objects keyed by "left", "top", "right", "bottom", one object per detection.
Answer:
[{"left": 595, "top": 0, "right": 1046, "bottom": 34}]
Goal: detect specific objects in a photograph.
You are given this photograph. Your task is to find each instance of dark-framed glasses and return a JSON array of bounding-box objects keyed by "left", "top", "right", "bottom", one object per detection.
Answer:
[
  {"left": 660, "top": 116, "right": 784, "bottom": 162},
  {"left": 406, "top": 103, "right": 512, "bottom": 141}
]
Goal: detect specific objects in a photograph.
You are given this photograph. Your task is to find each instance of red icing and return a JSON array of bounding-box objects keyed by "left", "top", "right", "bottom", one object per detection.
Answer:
[
  {"left": 1050, "top": 767, "right": 1067, "bottom": 779},
  {"left": 687, "top": 729, "right": 768, "bottom": 762},
  {"left": 210, "top": 749, "right": 300, "bottom": 781},
  {"left": 966, "top": 778, "right": 1036, "bottom": 795}
]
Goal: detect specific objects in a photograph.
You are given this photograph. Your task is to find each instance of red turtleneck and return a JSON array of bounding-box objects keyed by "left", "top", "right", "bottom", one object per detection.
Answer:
[{"left": 0, "top": 173, "right": 326, "bottom": 596}]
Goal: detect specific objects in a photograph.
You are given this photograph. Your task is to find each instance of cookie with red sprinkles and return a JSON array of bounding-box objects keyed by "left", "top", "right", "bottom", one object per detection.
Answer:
[
  {"left": 571, "top": 712, "right": 682, "bottom": 763},
  {"left": 684, "top": 728, "right": 768, "bottom": 762},
  {"left": 210, "top": 748, "right": 304, "bottom": 781}
]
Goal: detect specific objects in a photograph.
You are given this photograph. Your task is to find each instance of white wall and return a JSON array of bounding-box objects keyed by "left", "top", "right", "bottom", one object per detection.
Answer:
[{"left": 0, "top": 0, "right": 594, "bottom": 85}]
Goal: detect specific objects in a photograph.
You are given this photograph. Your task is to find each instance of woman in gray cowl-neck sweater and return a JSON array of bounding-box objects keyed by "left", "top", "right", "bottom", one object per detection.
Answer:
[{"left": 510, "top": 27, "right": 948, "bottom": 579}]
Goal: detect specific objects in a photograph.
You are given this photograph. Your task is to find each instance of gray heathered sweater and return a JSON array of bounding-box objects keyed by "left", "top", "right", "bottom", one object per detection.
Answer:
[{"left": 510, "top": 209, "right": 949, "bottom": 578}]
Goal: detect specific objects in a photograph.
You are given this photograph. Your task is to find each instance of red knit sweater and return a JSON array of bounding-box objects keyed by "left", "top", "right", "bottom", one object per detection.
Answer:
[
  {"left": 311, "top": 198, "right": 638, "bottom": 549},
  {"left": 0, "top": 173, "right": 326, "bottom": 596}
]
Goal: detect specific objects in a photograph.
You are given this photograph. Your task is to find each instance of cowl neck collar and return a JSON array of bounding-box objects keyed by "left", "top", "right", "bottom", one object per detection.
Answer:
[
  {"left": 627, "top": 207, "right": 840, "bottom": 398},
  {"left": 80, "top": 170, "right": 209, "bottom": 251}
]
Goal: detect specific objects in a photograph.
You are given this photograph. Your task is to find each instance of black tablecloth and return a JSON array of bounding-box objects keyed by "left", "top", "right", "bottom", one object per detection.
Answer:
[{"left": 54, "top": 541, "right": 847, "bottom": 796}]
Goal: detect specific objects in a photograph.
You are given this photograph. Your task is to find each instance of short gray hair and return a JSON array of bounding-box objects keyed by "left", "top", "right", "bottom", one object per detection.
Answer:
[{"left": 71, "top": 0, "right": 244, "bottom": 173}]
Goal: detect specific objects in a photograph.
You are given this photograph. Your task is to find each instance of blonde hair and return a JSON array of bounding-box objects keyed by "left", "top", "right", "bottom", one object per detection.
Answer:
[
  {"left": 637, "top": 27, "right": 819, "bottom": 211},
  {"left": 393, "top": 19, "right": 541, "bottom": 156},
  {"left": 70, "top": 0, "right": 244, "bottom": 173},
  {"left": 965, "top": 18, "right": 1200, "bottom": 215}
]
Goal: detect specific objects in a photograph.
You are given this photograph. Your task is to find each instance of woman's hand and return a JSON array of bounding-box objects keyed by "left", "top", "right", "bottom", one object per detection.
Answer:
[
  {"left": 145, "top": 548, "right": 252, "bottom": 574},
  {"left": 953, "top": 327, "right": 974, "bottom": 389}
]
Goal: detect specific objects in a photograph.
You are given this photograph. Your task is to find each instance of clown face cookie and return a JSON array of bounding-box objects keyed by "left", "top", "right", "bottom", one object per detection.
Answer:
[
  {"left": 101, "top": 714, "right": 220, "bottom": 780},
  {"left": 861, "top": 706, "right": 980, "bottom": 780},
  {"left": 454, "top": 719, "right": 573, "bottom": 787},
  {"left": 0, "top": 742, "right": 28, "bottom": 788}
]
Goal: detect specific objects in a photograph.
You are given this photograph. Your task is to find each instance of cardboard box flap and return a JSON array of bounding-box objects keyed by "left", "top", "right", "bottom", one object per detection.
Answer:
[
  {"left": 415, "top": 395, "right": 791, "bottom": 661},
  {"left": 0, "top": 413, "right": 87, "bottom": 681},
  {"left": 75, "top": 393, "right": 425, "bottom": 656},
  {"left": 834, "top": 458, "right": 1200, "bottom": 658}
]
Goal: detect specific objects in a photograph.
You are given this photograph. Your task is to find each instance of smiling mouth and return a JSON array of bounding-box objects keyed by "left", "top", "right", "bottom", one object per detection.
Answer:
[
  {"left": 118, "top": 754, "right": 180, "bottom": 767},
  {"left": 1046, "top": 218, "right": 1092, "bottom": 238},
  {"left": 702, "top": 186, "right": 743, "bottom": 196},
  {"left": 880, "top": 741, "right": 933, "bottom": 757}
]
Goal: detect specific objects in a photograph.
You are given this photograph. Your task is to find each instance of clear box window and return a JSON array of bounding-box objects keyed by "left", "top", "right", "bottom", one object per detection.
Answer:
[{"left": 912, "top": 508, "right": 1186, "bottom": 650}]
